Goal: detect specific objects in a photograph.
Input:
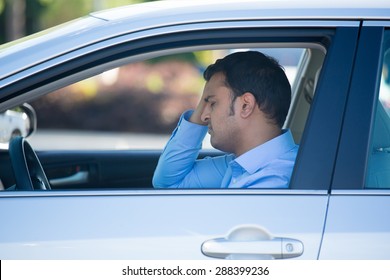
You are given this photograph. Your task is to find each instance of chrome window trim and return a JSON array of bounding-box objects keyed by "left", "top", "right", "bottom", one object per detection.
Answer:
[
  {"left": 363, "top": 21, "right": 390, "bottom": 27},
  {"left": 0, "top": 189, "right": 328, "bottom": 198},
  {"left": 331, "top": 189, "right": 390, "bottom": 195}
]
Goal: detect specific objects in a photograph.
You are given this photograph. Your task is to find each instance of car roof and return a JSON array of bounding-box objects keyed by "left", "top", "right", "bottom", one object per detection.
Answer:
[
  {"left": 0, "top": 0, "right": 389, "bottom": 83},
  {"left": 92, "top": 0, "right": 390, "bottom": 22}
]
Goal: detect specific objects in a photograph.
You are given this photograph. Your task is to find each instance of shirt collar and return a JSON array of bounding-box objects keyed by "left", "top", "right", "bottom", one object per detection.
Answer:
[{"left": 233, "top": 129, "right": 297, "bottom": 174}]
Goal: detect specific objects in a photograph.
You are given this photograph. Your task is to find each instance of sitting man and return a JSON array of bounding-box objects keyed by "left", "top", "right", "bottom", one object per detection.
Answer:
[{"left": 153, "top": 51, "right": 298, "bottom": 189}]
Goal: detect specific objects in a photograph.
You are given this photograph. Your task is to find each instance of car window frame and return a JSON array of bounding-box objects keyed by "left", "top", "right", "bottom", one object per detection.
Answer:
[
  {"left": 289, "top": 25, "right": 360, "bottom": 190},
  {"left": 332, "top": 23, "right": 389, "bottom": 190},
  {"left": 0, "top": 20, "right": 360, "bottom": 192},
  {"left": 0, "top": 20, "right": 349, "bottom": 110}
]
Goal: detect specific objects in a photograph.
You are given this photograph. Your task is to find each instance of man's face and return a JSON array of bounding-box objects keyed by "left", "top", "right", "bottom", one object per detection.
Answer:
[{"left": 201, "top": 72, "right": 240, "bottom": 153}]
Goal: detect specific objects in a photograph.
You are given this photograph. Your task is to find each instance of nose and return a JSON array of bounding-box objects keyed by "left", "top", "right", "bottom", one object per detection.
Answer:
[{"left": 200, "top": 105, "right": 210, "bottom": 124}]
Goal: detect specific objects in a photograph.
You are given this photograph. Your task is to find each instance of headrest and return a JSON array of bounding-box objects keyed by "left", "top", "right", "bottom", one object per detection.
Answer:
[
  {"left": 313, "top": 67, "right": 322, "bottom": 91},
  {"left": 373, "top": 102, "right": 390, "bottom": 149}
]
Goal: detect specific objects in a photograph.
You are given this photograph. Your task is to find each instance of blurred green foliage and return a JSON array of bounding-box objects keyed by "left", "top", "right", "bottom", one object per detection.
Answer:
[{"left": 0, "top": 0, "right": 156, "bottom": 43}]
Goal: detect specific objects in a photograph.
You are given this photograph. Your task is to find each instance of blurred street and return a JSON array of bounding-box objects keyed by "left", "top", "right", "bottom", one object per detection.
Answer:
[
  {"left": 28, "top": 130, "right": 170, "bottom": 150},
  {"left": 28, "top": 130, "right": 213, "bottom": 150}
]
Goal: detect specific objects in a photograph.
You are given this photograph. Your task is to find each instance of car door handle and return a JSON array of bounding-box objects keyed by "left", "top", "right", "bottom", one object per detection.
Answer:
[
  {"left": 201, "top": 225, "right": 304, "bottom": 259},
  {"left": 202, "top": 237, "right": 303, "bottom": 259},
  {"left": 50, "top": 171, "right": 89, "bottom": 186}
]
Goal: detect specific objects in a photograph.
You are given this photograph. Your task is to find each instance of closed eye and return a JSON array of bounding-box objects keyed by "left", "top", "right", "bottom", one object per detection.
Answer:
[{"left": 204, "top": 96, "right": 216, "bottom": 109}]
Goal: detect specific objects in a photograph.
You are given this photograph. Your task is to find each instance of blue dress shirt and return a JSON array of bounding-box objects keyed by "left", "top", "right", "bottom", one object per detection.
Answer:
[{"left": 153, "top": 110, "right": 298, "bottom": 189}]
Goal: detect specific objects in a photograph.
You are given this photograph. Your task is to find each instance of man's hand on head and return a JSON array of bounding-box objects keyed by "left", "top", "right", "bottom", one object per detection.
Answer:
[{"left": 189, "top": 94, "right": 208, "bottom": 125}]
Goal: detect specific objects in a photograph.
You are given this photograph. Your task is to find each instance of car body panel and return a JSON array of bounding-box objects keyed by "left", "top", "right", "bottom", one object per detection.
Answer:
[
  {"left": 320, "top": 191, "right": 390, "bottom": 259},
  {"left": 0, "top": 190, "right": 328, "bottom": 259},
  {"left": 318, "top": 23, "right": 390, "bottom": 259}
]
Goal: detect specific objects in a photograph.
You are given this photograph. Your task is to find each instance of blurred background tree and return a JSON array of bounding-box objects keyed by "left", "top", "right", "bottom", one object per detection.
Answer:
[{"left": 0, "top": 0, "right": 155, "bottom": 43}]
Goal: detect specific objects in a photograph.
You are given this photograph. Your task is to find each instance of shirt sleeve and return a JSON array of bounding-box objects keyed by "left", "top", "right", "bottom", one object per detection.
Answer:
[{"left": 152, "top": 110, "right": 228, "bottom": 188}]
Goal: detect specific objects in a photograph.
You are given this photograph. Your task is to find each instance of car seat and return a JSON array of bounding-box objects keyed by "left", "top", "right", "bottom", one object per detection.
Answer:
[{"left": 366, "top": 102, "right": 390, "bottom": 188}]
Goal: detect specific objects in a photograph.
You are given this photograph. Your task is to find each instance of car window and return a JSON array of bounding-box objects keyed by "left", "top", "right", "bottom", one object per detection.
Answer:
[
  {"left": 365, "top": 30, "right": 390, "bottom": 188},
  {"left": 28, "top": 48, "right": 305, "bottom": 151}
]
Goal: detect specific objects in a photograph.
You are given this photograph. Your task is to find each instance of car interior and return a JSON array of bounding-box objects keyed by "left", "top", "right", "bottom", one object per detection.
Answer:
[
  {"left": 366, "top": 101, "right": 390, "bottom": 188},
  {"left": 0, "top": 43, "right": 326, "bottom": 191}
]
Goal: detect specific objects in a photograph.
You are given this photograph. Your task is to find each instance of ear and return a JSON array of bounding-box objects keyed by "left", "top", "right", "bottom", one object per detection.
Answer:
[{"left": 239, "top": 92, "right": 256, "bottom": 118}]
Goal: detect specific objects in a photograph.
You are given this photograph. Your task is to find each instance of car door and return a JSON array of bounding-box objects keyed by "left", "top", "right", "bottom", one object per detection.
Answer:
[
  {"left": 320, "top": 23, "right": 390, "bottom": 259},
  {"left": 0, "top": 20, "right": 359, "bottom": 259}
]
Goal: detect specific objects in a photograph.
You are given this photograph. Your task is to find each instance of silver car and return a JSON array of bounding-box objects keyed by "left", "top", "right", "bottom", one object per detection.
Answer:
[{"left": 0, "top": 0, "right": 390, "bottom": 259}]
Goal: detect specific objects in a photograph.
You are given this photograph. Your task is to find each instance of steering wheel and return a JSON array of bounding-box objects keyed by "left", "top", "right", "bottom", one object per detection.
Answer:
[{"left": 9, "top": 137, "right": 51, "bottom": 190}]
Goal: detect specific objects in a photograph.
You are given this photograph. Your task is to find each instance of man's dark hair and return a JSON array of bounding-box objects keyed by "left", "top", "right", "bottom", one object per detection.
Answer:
[{"left": 203, "top": 51, "right": 291, "bottom": 128}]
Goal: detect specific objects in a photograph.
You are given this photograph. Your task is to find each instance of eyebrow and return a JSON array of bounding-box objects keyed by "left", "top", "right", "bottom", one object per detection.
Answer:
[{"left": 204, "top": 95, "right": 216, "bottom": 103}]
